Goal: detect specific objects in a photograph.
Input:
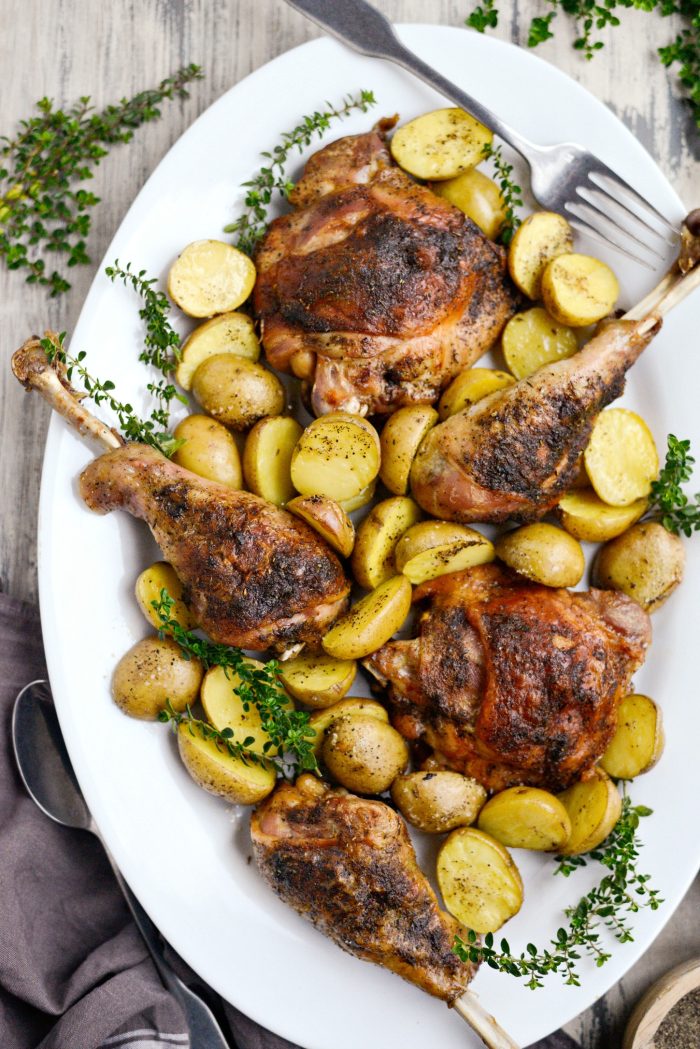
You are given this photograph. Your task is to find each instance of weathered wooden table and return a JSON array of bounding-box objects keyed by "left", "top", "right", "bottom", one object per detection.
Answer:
[{"left": 1, "top": 1, "right": 698, "bottom": 1045}]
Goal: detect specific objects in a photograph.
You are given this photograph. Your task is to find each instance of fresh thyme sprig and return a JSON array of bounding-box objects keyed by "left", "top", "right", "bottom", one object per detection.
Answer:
[
  {"left": 159, "top": 699, "right": 267, "bottom": 767},
  {"left": 454, "top": 796, "right": 660, "bottom": 988},
  {"left": 465, "top": 2, "right": 700, "bottom": 131},
  {"left": 648, "top": 434, "right": 700, "bottom": 536},
  {"left": 0, "top": 65, "right": 203, "bottom": 296},
  {"left": 105, "top": 260, "right": 187, "bottom": 432},
  {"left": 481, "top": 142, "right": 523, "bottom": 245},
  {"left": 224, "top": 90, "right": 377, "bottom": 255},
  {"left": 39, "top": 331, "right": 182, "bottom": 457},
  {"left": 152, "top": 590, "right": 318, "bottom": 773}
]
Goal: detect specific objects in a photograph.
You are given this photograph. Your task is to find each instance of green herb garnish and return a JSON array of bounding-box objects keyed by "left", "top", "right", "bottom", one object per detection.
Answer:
[
  {"left": 0, "top": 65, "right": 203, "bottom": 296},
  {"left": 454, "top": 795, "right": 661, "bottom": 988},
  {"left": 159, "top": 700, "right": 266, "bottom": 767},
  {"left": 224, "top": 90, "right": 377, "bottom": 255},
  {"left": 39, "top": 330, "right": 182, "bottom": 457},
  {"left": 465, "top": 2, "right": 700, "bottom": 131},
  {"left": 152, "top": 590, "right": 318, "bottom": 773},
  {"left": 105, "top": 260, "right": 187, "bottom": 434},
  {"left": 649, "top": 434, "right": 700, "bottom": 536},
  {"left": 481, "top": 142, "right": 523, "bottom": 245}
]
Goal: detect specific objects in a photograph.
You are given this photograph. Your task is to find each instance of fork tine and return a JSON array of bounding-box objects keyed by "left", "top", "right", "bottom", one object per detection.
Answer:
[
  {"left": 570, "top": 195, "right": 667, "bottom": 262},
  {"left": 566, "top": 214, "right": 657, "bottom": 270},
  {"left": 588, "top": 168, "right": 681, "bottom": 241},
  {"left": 578, "top": 183, "right": 670, "bottom": 249}
]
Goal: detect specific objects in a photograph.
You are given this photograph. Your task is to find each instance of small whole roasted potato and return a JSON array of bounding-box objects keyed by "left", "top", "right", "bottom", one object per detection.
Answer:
[
  {"left": 557, "top": 488, "right": 648, "bottom": 543},
  {"left": 541, "top": 252, "right": 619, "bottom": 326},
  {"left": 112, "top": 636, "right": 203, "bottom": 720},
  {"left": 390, "top": 108, "right": 492, "bottom": 181},
  {"left": 438, "top": 367, "right": 514, "bottom": 420},
  {"left": 322, "top": 714, "right": 409, "bottom": 794},
  {"left": 309, "top": 697, "right": 389, "bottom": 758},
  {"left": 477, "top": 786, "right": 572, "bottom": 852},
  {"left": 558, "top": 768, "right": 622, "bottom": 855},
  {"left": 172, "top": 414, "right": 243, "bottom": 488},
  {"left": 599, "top": 693, "right": 665, "bottom": 780},
  {"left": 278, "top": 651, "right": 357, "bottom": 709},
  {"left": 177, "top": 721, "right": 276, "bottom": 804},
  {"left": 379, "top": 405, "right": 438, "bottom": 495},
  {"left": 291, "top": 412, "right": 380, "bottom": 504},
  {"left": 168, "top": 240, "right": 256, "bottom": 317},
  {"left": 391, "top": 771, "right": 487, "bottom": 833},
  {"left": 584, "top": 408, "right": 659, "bottom": 507},
  {"left": 135, "top": 560, "right": 195, "bottom": 631},
  {"left": 175, "top": 311, "right": 260, "bottom": 390},
  {"left": 495, "top": 522, "right": 584, "bottom": 588},
  {"left": 286, "top": 495, "right": 355, "bottom": 557},
  {"left": 243, "top": 415, "right": 302, "bottom": 505},
  {"left": 431, "top": 168, "right": 506, "bottom": 239},
  {"left": 322, "top": 575, "right": 412, "bottom": 660},
  {"left": 507, "top": 211, "right": 574, "bottom": 300},
  {"left": 351, "top": 496, "right": 423, "bottom": 590},
  {"left": 437, "top": 827, "right": 523, "bottom": 934},
  {"left": 501, "top": 307, "right": 578, "bottom": 380},
  {"left": 192, "top": 354, "right": 285, "bottom": 431},
  {"left": 592, "top": 520, "right": 685, "bottom": 611}
]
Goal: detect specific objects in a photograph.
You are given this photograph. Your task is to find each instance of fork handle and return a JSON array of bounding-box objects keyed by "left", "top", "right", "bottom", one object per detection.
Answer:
[{"left": 284, "top": 0, "right": 535, "bottom": 162}]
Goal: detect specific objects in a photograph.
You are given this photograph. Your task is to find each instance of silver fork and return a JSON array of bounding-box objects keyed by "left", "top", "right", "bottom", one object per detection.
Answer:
[{"left": 283, "top": 0, "right": 680, "bottom": 266}]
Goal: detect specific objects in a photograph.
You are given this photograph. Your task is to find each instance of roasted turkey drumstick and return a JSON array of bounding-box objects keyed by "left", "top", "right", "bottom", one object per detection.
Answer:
[
  {"left": 254, "top": 120, "right": 517, "bottom": 417},
  {"left": 411, "top": 235, "right": 700, "bottom": 524},
  {"left": 12, "top": 337, "right": 350, "bottom": 651},
  {"left": 252, "top": 775, "right": 519, "bottom": 1049},
  {"left": 366, "top": 564, "right": 651, "bottom": 793}
]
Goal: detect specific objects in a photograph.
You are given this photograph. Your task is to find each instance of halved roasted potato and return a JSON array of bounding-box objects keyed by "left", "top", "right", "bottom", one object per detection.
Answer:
[
  {"left": 112, "top": 636, "right": 203, "bottom": 720},
  {"left": 557, "top": 488, "right": 648, "bottom": 543},
  {"left": 322, "top": 714, "right": 409, "bottom": 794},
  {"left": 477, "top": 786, "right": 572, "bottom": 852},
  {"left": 541, "top": 252, "right": 619, "bottom": 326},
  {"left": 391, "top": 771, "right": 487, "bottom": 833},
  {"left": 437, "top": 827, "right": 524, "bottom": 934},
  {"left": 430, "top": 168, "right": 506, "bottom": 239},
  {"left": 584, "top": 408, "right": 659, "bottom": 507},
  {"left": 599, "top": 694, "right": 664, "bottom": 780},
  {"left": 558, "top": 768, "right": 622, "bottom": 855},
  {"left": 390, "top": 108, "right": 493, "bottom": 181},
  {"left": 351, "top": 496, "right": 423, "bottom": 590},
  {"left": 291, "top": 413, "right": 381, "bottom": 503},
  {"left": 278, "top": 651, "right": 357, "bottom": 709},
  {"left": 507, "top": 211, "right": 574, "bottom": 300},
  {"left": 592, "top": 520, "right": 685, "bottom": 612},
  {"left": 135, "top": 560, "right": 194, "bottom": 631},
  {"left": 395, "top": 520, "right": 495, "bottom": 584},
  {"left": 379, "top": 405, "right": 438, "bottom": 495},
  {"left": 243, "top": 415, "right": 302, "bottom": 505},
  {"left": 322, "top": 575, "right": 412, "bottom": 660},
  {"left": 309, "top": 697, "right": 389, "bottom": 757},
  {"left": 168, "top": 240, "right": 256, "bottom": 317},
  {"left": 438, "top": 367, "right": 515, "bottom": 420},
  {"left": 495, "top": 523, "right": 585, "bottom": 588},
  {"left": 192, "top": 354, "right": 285, "bottom": 431},
  {"left": 172, "top": 414, "right": 243, "bottom": 489},
  {"left": 175, "top": 311, "right": 260, "bottom": 390},
  {"left": 287, "top": 495, "right": 355, "bottom": 557},
  {"left": 201, "top": 661, "right": 292, "bottom": 756},
  {"left": 501, "top": 307, "right": 578, "bottom": 380},
  {"left": 177, "top": 721, "right": 276, "bottom": 804}
]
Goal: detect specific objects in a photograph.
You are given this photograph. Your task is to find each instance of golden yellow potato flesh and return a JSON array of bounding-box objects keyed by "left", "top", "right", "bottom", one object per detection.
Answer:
[
  {"left": 351, "top": 496, "right": 423, "bottom": 590},
  {"left": 541, "top": 252, "right": 619, "bottom": 327},
  {"left": 177, "top": 722, "right": 276, "bottom": 804},
  {"left": 135, "top": 560, "right": 195, "bottom": 631},
  {"left": 438, "top": 368, "right": 515, "bottom": 420},
  {"left": 379, "top": 405, "right": 438, "bottom": 495},
  {"left": 168, "top": 240, "right": 256, "bottom": 318},
  {"left": 278, "top": 652, "right": 357, "bottom": 710},
  {"left": 437, "top": 826, "right": 523, "bottom": 934},
  {"left": 175, "top": 311, "right": 260, "bottom": 390},
  {"left": 390, "top": 108, "right": 493, "bottom": 181},
  {"left": 557, "top": 488, "right": 648, "bottom": 543},
  {"left": 558, "top": 768, "right": 622, "bottom": 855},
  {"left": 507, "top": 211, "right": 574, "bottom": 300},
  {"left": 431, "top": 168, "right": 506, "bottom": 239},
  {"left": 477, "top": 786, "right": 572, "bottom": 851},
  {"left": 501, "top": 307, "right": 578, "bottom": 380},
  {"left": 243, "top": 415, "right": 302, "bottom": 506},
  {"left": 599, "top": 693, "right": 664, "bottom": 780},
  {"left": 321, "top": 575, "right": 412, "bottom": 660},
  {"left": 584, "top": 408, "right": 659, "bottom": 507}
]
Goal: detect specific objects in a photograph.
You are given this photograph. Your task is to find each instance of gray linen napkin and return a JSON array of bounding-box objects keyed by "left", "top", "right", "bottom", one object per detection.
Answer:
[{"left": 0, "top": 592, "right": 578, "bottom": 1049}]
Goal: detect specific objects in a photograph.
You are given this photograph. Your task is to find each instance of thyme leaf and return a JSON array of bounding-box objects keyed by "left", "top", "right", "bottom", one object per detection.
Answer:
[
  {"left": 158, "top": 700, "right": 268, "bottom": 768},
  {"left": 0, "top": 65, "right": 203, "bottom": 295},
  {"left": 648, "top": 434, "right": 700, "bottom": 536},
  {"left": 152, "top": 589, "right": 318, "bottom": 773},
  {"left": 224, "top": 90, "right": 377, "bottom": 255},
  {"left": 481, "top": 142, "right": 523, "bottom": 245},
  {"left": 454, "top": 795, "right": 661, "bottom": 988}
]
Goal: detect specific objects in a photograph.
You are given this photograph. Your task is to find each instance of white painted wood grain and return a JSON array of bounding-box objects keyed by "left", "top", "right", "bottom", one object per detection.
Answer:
[{"left": 0, "top": 2, "right": 697, "bottom": 1045}]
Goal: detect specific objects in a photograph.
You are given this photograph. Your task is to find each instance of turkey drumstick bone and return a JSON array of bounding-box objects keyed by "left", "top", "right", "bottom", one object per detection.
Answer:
[
  {"left": 410, "top": 223, "right": 700, "bottom": 526},
  {"left": 11, "top": 337, "right": 351, "bottom": 653}
]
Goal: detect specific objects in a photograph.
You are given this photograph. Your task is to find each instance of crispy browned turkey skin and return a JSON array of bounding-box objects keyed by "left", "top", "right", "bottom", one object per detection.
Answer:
[
  {"left": 251, "top": 776, "right": 476, "bottom": 1002},
  {"left": 253, "top": 121, "right": 517, "bottom": 416},
  {"left": 79, "top": 445, "right": 350, "bottom": 651},
  {"left": 365, "top": 564, "right": 651, "bottom": 792}
]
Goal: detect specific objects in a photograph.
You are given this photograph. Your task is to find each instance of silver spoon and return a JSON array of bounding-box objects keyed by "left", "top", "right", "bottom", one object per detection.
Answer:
[{"left": 12, "top": 678, "right": 233, "bottom": 1049}]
